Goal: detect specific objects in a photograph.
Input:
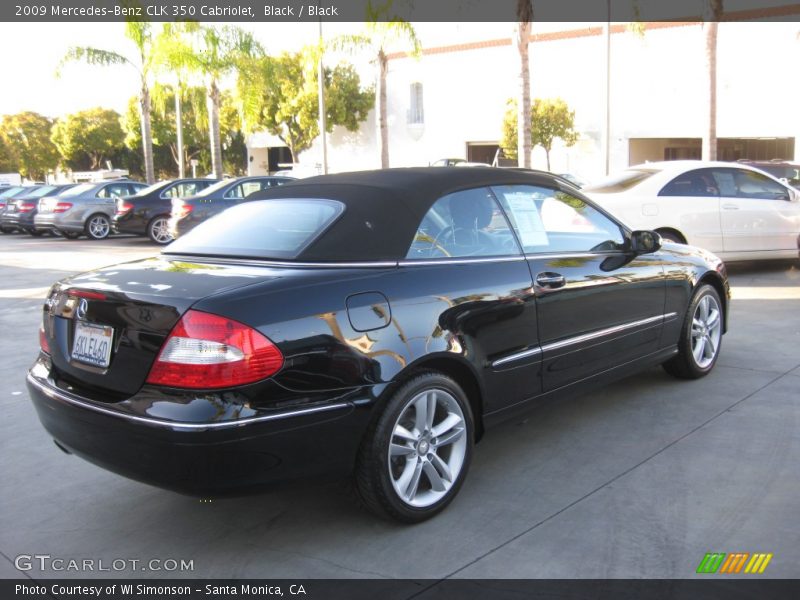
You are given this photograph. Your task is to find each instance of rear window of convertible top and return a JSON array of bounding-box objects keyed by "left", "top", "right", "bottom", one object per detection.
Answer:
[{"left": 164, "top": 198, "right": 344, "bottom": 260}]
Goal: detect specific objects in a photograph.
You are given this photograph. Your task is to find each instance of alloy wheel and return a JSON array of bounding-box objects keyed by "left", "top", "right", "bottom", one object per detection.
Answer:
[
  {"left": 149, "top": 217, "right": 173, "bottom": 244},
  {"left": 388, "top": 388, "right": 467, "bottom": 508},
  {"left": 691, "top": 294, "right": 722, "bottom": 369},
  {"left": 87, "top": 215, "right": 110, "bottom": 240}
]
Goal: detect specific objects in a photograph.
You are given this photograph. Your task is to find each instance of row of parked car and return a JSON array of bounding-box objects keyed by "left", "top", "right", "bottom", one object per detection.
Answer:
[{"left": 0, "top": 174, "right": 295, "bottom": 244}]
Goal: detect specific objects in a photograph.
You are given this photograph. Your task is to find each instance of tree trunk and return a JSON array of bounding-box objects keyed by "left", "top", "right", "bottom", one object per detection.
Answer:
[
  {"left": 545, "top": 148, "right": 550, "bottom": 171},
  {"left": 175, "top": 86, "right": 185, "bottom": 178},
  {"left": 702, "top": 1, "right": 723, "bottom": 161},
  {"left": 516, "top": 2, "right": 533, "bottom": 169},
  {"left": 378, "top": 49, "right": 389, "bottom": 169},
  {"left": 140, "top": 83, "right": 155, "bottom": 184},
  {"left": 207, "top": 79, "right": 223, "bottom": 179}
]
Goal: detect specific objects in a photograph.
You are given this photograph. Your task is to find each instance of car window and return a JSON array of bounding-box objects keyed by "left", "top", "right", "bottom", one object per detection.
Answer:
[
  {"left": 162, "top": 182, "right": 206, "bottom": 198},
  {"left": 406, "top": 187, "right": 519, "bottom": 260},
  {"left": 60, "top": 183, "right": 96, "bottom": 197},
  {"left": 97, "top": 183, "right": 132, "bottom": 199},
  {"left": 165, "top": 199, "right": 344, "bottom": 260},
  {"left": 659, "top": 169, "right": 719, "bottom": 197},
  {"left": 715, "top": 168, "right": 791, "bottom": 200},
  {"left": 493, "top": 185, "right": 625, "bottom": 254},
  {"left": 128, "top": 183, "right": 147, "bottom": 195},
  {"left": 583, "top": 169, "right": 659, "bottom": 193}
]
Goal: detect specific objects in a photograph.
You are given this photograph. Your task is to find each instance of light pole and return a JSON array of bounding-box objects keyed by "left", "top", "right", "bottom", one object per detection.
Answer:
[
  {"left": 175, "top": 78, "right": 185, "bottom": 178},
  {"left": 317, "top": 14, "right": 328, "bottom": 174}
]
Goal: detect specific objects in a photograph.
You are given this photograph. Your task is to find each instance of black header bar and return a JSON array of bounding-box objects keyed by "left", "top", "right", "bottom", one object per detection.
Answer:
[{"left": 3, "top": 0, "right": 800, "bottom": 23}]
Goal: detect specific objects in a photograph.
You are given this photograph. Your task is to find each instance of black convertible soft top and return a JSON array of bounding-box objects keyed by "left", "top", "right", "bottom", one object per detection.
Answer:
[{"left": 246, "top": 167, "right": 573, "bottom": 262}]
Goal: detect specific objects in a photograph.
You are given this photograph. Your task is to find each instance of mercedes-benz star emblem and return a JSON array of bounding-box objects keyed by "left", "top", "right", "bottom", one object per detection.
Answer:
[{"left": 75, "top": 298, "right": 88, "bottom": 320}]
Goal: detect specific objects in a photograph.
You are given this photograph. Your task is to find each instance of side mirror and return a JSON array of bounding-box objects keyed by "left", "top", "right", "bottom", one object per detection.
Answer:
[{"left": 630, "top": 230, "right": 662, "bottom": 255}]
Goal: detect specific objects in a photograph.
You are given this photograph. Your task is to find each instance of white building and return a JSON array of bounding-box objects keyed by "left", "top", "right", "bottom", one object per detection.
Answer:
[{"left": 246, "top": 17, "right": 800, "bottom": 182}]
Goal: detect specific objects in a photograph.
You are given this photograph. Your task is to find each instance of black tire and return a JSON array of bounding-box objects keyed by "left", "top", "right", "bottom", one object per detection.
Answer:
[
  {"left": 0, "top": 226, "right": 13, "bottom": 234},
  {"left": 84, "top": 214, "right": 111, "bottom": 240},
  {"left": 355, "top": 372, "right": 474, "bottom": 523},
  {"left": 58, "top": 230, "right": 81, "bottom": 240},
  {"left": 147, "top": 215, "right": 173, "bottom": 245},
  {"left": 656, "top": 229, "right": 685, "bottom": 244},
  {"left": 26, "top": 228, "right": 44, "bottom": 237},
  {"left": 663, "top": 284, "right": 723, "bottom": 379}
]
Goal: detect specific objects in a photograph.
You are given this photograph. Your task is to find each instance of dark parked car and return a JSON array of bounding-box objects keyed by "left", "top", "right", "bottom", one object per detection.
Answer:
[
  {"left": 28, "top": 168, "right": 729, "bottom": 522},
  {"left": 1, "top": 184, "right": 77, "bottom": 235},
  {"left": 169, "top": 175, "right": 295, "bottom": 239},
  {"left": 112, "top": 178, "right": 218, "bottom": 243},
  {"left": 737, "top": 159, "right": 800, "bottom": 189},
  {"left": 0, "top": 186, "right": 46, "bottom": 230}
]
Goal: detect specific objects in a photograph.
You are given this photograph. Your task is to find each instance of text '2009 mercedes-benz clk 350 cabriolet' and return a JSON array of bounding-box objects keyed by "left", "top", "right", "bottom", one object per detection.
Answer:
[{"left": 27, "top": 168, "right": 729, "bottom": 522}]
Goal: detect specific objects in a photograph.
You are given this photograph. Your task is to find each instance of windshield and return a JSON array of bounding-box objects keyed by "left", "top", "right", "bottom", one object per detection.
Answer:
[
  {"left": 194, "top": 178, "right": 235, "bottom": 197},
  {"left": 27, "top": 185, "right": 59, "bottom": 198},
  {"left": 60, "top": 183, "right": 98, "bottom": 197},
  {"left": 584, "top": 169, "right": 660, "bottom": 193},
  {"left": 0, "top": 186, "right": 25, "bottom": 198},
  {"left": 164, "top": 199, "right": 344, "bottom": 260},
  {"left": 133, "top": 180, "right": 173, "bottom": 196}
]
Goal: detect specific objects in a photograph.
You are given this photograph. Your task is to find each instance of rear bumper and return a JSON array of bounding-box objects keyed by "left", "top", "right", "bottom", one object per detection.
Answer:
[
  {"left": 2, "top": 212, "right": 35, "bottom": 230},
  {"left": 27, "top": 358, "right": 373, "bottom": 494},
  {"left": 112, "top": 213, "right": 145, "bottom": 235}
]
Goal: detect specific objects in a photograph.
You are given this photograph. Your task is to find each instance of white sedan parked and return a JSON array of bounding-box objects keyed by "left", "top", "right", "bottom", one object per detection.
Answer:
[{"left": 584, "top": 161, "right": 800, "bottom": 261}]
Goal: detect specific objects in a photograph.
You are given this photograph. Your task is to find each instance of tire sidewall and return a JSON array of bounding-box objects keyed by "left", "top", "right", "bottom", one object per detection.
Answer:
[
  {"left": 366, "top": 373, "right": 474, "bottom": 523},
  {"left": 679, "top": 284, "right": 723, "bottom": 377}
]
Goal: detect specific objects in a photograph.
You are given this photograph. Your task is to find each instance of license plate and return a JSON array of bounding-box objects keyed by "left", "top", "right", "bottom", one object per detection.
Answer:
[{"left": 72, "top": 321, "right": 114, "bottom": 368}]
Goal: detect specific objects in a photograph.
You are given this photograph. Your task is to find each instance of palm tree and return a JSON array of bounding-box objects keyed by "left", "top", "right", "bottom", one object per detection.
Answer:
[
  {"left": 336, "top": 1, "right": 421, "bottom": 168},
  {"left": 702, "top": 0, "right": 724, "bottom": 161},
  {"left": 516, "top": 1, "right": 534, "bottom": 169},
  {"left": 60, "top": 22, "right": 157, "bottom": 183},
  {"left": 156, "top": 24, "right": 262, "bottom": 179}
]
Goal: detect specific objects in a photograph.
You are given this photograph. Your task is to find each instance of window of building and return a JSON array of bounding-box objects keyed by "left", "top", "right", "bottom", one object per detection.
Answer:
[{"left": 407, "top": 82, "right": 424, "bottom": 125}]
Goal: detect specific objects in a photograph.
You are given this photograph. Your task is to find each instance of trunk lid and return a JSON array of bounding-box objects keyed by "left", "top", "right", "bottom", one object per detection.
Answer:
[{"left": 42, "top": 256, "right": 282, "bottom": 397}]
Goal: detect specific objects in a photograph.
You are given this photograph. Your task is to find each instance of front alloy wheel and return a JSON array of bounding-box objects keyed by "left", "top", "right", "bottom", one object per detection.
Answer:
[
  {"left": 664, "top": 284, "right": 723, "bottom": 379},
  {"left": 85, "top": 214, "right": 111, "bottom": 240},
  {"left": 355, "top": 372, "right": 473, "bottom": 522},
  {"left": 148, "top": 216, "right": 173, "bottom": 245}
]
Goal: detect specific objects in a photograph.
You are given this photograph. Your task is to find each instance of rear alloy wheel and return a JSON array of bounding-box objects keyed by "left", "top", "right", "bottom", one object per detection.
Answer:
[
  {"left": 663, "top": 284, "right": 723, "bottom": 379},
  {"left": 85, "top": 214, "right": 111, "bottom": 240},
  {"left": 148, "top": 216, "right": 173, "bottom": 245},
  {"left": 355, "top": 372, "right": 473, "bottom": 523}
]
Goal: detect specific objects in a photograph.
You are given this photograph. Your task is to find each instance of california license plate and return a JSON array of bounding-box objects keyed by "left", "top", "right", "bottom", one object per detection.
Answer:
[{"left": 72, "top": 322, "right": 114, "bottom": 368}]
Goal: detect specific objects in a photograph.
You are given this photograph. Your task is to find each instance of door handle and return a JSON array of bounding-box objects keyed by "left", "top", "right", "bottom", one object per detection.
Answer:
[
  {"left": 722, "top": 203, "right": 739, "bottom": 210},
  {"left": 535, "top": 272, "right": 566, "bottom": 289}
]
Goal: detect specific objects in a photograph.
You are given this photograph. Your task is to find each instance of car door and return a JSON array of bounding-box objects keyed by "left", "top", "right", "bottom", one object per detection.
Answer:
[
  {"left": 656, "top": 168, "right": 723, "bottom": 252},
  {"left": 712, "top": 167, "right": 799, "bottom": 253},
  {"left": 399, "top": 186, "right": 541, "bottom": 413},
  {"left": 492, "top": 184, "right": 667, "bottom": 392}
]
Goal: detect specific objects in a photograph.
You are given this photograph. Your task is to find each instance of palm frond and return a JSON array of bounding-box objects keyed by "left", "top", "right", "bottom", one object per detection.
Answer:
[{"left": 57, "top": 47, "right": 133, "bottom": 78}]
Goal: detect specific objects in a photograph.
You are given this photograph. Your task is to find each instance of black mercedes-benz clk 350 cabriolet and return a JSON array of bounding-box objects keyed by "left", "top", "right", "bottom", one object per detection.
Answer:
[{"left": 27, "top": 168, "right": 729, "bottom": 522}]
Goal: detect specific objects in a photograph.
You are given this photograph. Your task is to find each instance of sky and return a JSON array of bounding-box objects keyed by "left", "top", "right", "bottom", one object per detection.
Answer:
[{"left": 0, "top": 21, "right": 519, "bottom": 119}]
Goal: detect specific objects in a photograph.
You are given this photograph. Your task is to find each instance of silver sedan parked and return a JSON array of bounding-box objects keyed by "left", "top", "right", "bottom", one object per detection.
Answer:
[{"left": 35, "top": 180, "right": 146, "bottom": 240}]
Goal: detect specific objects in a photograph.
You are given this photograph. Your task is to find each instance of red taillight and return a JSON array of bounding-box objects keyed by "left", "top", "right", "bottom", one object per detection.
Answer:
[
  {"left": 18, "top": 202, "right": 35, "bottom": 213},
  {"left": 174, "top": 203, "right": 193, "bottom": 219},
  {"left": 146, "top": 310, "right": 283, "bottom": 390},
  {"left": 116, "top": 201, "right": 133, "bottom": 215},
  {"left": 54, "top": 202, "right": 73, "bottom": 213},
  {"left": 39, "top": 325, "right": 50, "bottom": 354},
  {"left": 67, "top": 289, "right": 107, "bottom": 300}
]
